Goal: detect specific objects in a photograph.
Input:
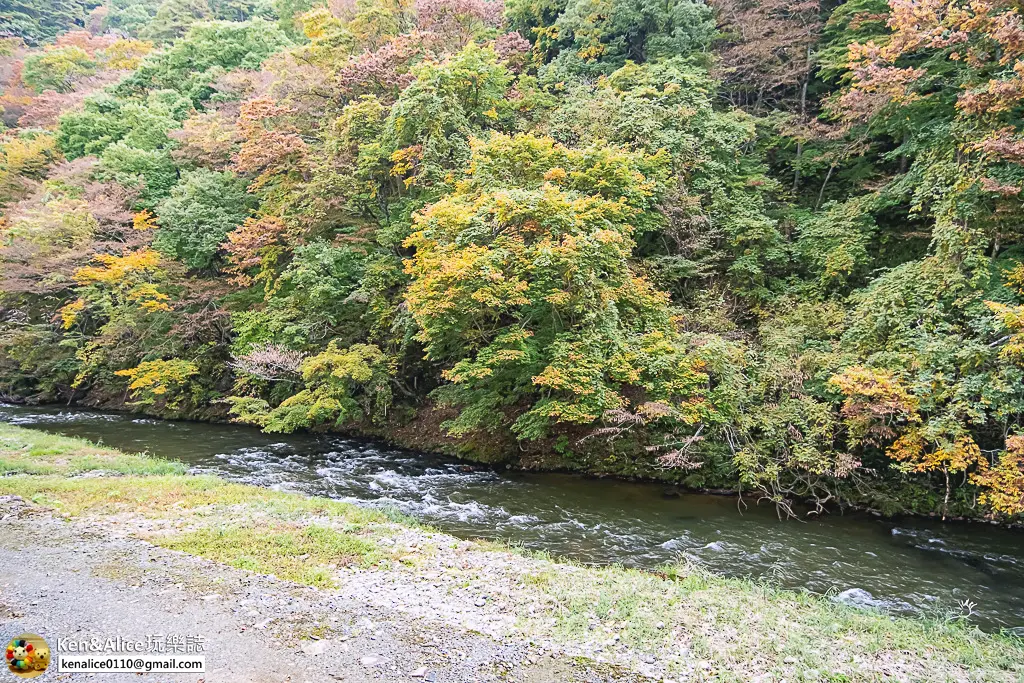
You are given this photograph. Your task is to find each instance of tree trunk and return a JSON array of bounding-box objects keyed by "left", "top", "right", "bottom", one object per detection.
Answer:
[
  {"left": 792, "top": 139, "right": 803, "bottom": 195},
  {"left": 942, "top": 466, "right": 951, "bottom": 521},
  {"left": 815, "top": 164, "right": 835, "bottom": 209}
]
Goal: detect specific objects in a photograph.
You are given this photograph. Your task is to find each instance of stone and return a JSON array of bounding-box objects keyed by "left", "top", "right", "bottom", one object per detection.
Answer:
[
  {"left": 410, "top": 667, "right": 427, "bottom": 678},
  {"left": 360, "top": 656, "right": 382, "bottom": 667},
  {"left": 301, "top": 640, "right": 328, "bottom": 656}
]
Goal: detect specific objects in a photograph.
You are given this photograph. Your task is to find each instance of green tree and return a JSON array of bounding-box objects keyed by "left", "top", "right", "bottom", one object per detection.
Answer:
[
  {"left": 153, "top": 169, "right": 254, "bottom": 269},
  {"left": 403, "top": 132, "right": 716, "bottom": 439},
  {"left": 103, "top": 0, "right": 162, "bottom": 36},
  {"left": 57, "top": 90, "right": 188, "bottom": 159},
  {"left": 21, "top": 45, "right": 97, "bottom": 93},
  {"left": 543, "top": 0, "right": 714, "bottom": 76},
  {"left": 140, "top": 0, "right": 212, "bottom": 43},
  {"left": 382, "top": 42, "right": 513, "bottom": 189},
  {"left": 96, "top": 143, "right": 178, "bottom": 208},
  {"left": 122, "top": 19, "right": 289, "bottom": 104},
  {"left": 0, "top": 0, "right": 93, "bottom": 45},
  {"left": 228, "top": 341, "right": 394, "bottom": 431}
]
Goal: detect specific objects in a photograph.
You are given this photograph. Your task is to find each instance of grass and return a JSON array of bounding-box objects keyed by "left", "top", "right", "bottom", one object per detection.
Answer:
[
  {"left": 513, "top": 561, "right": 1024, "bottom": 679},
  {"left": 160, "top": 524, "right": 384, "bottom": 588},
  {"left": 0, "top": 424, "right": 186, "bottom": 476},
  {"left": 2, "top": 422, "right": 1024, "bottom": 680}
]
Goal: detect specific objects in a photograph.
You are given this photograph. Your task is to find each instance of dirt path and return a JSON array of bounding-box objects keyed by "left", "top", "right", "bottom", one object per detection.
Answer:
[{"left": 0, "top": 498, "right": 630, "bottom": 683}]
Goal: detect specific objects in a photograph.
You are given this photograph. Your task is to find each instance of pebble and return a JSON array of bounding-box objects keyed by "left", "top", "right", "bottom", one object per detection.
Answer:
[
  {"left": 410, "top": 667, "right": 427, "bottom": 678},
  {"left": 360, "top": 656, "right": 382, "bottom": 667}
]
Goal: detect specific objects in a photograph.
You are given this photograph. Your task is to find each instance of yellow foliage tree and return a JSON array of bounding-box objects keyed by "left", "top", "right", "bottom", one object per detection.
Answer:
[
  {"left": 100, "top": 39, "right": 154, "bottom": 70},
  {"left": 73, "top": 248, "right": 173, "bottom": 314},
  {"left": 974, "top": 436, "right": 1024, "bottom": 518},
  {"left": 115, "top": 358, "right": 199, "bottom": 408},
  {"left": 830, "top": 365, "right": 985, "bottom": 519},
  {"left": 986, "top": 263, "right": 1024, "bottom": 364},
  {"left": 828, "top": 366, "right": 919, "bottom": 447},
  {"left": 58, "top": 298, "right": 85, "bottom": 330}
]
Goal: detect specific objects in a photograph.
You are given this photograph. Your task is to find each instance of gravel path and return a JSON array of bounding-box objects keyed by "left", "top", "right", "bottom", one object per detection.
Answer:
[{"left": 0, "top": 498, "right": 636, "bottom": 683}]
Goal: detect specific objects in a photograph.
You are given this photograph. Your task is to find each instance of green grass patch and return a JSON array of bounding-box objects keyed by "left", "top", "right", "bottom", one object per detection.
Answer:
[
  {"left": 0, "top": 423, "right": 186, "bottom": 476},
  {"left": 157, "top": 524, "right": 384, "bottom": 588},
  {"left": 0, "top": 473, "right": 390, "bottom": 527}
]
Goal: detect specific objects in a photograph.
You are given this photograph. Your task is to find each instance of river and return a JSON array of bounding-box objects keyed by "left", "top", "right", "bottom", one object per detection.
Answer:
[{"left": 3, "top": 402, "right": 1023, "bottom": 631}]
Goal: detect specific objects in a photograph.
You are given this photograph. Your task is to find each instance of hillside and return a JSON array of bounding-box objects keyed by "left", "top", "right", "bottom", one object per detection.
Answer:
[{"left": 2, "top": 0, "right": 1024, "bottom": 524}]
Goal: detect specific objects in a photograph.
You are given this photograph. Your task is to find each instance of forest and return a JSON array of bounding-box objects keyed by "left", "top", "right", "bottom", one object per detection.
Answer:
[{"left": 1, "top": 0, "right": 1024, "bottom": 522}]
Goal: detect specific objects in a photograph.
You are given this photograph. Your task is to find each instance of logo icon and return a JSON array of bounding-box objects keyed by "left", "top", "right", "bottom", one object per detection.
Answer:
[{"left": 5, "top": 635, "right": 49, "bottom": 679}]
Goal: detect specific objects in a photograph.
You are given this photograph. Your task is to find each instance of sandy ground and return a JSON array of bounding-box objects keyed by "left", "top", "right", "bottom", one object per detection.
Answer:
[{"left": 0, "top": 497, "right": 637, "bottom": 683}]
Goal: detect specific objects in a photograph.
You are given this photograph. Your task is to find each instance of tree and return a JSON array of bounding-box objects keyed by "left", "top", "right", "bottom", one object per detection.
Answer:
[
  {"left": 403, "top": 132, "right": 716, "bottom": 439},
  {"left": 232, "top": 98, "right": 310, "bottom": 188},
  {"left": 974, "top": 436, "right": 1024, "bottom": 518},
  {"left": 100, "top": 39, "right": 155, "bottom": 70},
  {"left": 0, "top": 0, "right": 93, "bottom": 45},
  {"left": 221, "top": 215, "right": 290, "bottom": 284},
  {"left": 103, "top": 0, "right": 161, "bottom": 36},
  {"left": 0, "top": 131, "right": 60, "bottom": 207},
  {"left": 141, "top": 0, "right": 212, "bottom": 43},
  {"left": 228, "top": 341, "right": 394, "bottom": 430},
  {"left": 115, "top": 358, "right": 200, "bottom": 408},
  {"left": 710, "top": 0, "right": 822, "bottom": 191},
  {"left": 546, "top": 0, "right": 715, "bottom": 72},
  {"left": 839, "top": 0, "right": 1024, "bottom": 260},
  {"left": 830, "top": 364, "right": 990, "bottom": 519},
  {"left": 382, "top": 42, "right": 512, "bottom": 187},
  {"left": 21, "top": 45, "right": 97, "bottom": 93},
  {"left": 121, "top": 19, "right": 289, "bottom": 104},
  {"left": 153, "top": 169, "right": 254, "bottom": 269},
  {"left": 712, "top": 0, "right": 822, "bottom": 109},
  {"left": 57, "top": 90, "right": 188, "bottom": 159},
  {"left": 538, "top": 58, "right": 783, "bottom": 300},
  {"left": 71, "top": 247, "right": 174, "bottom": 315},
  {"left": 96, "top": 143, "right": 178, "bottom": 208},
  {"left": 415, "top": 0, "right": 504, "bottom": 49}
]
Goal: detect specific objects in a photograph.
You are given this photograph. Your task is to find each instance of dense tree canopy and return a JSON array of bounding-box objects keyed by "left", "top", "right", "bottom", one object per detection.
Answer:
[{"left": 5, "top": 0, "right": 1024, "bottom": 524}]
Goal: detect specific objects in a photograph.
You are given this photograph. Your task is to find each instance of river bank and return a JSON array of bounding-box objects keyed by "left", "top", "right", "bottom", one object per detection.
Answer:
[
  {"left": 1, "top": 423, "right": 1022, "bottom": 681},
  {"left": 0, "top": 395, "right": 980, "bottom": 524},
  {"left": 7, "top": 402, "right": 1024, "bottom": 629}
]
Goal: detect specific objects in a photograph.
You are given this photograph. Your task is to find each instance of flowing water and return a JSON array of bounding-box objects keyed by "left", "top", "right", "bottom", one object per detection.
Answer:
[{"left": 3, "top": 402, "right": 1024, "bottom": 631}]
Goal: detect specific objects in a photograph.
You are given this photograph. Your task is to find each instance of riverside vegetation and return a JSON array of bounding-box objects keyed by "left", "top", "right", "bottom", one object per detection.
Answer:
[
  {"left": 3, "top": 422, "right": 1024, "bottom": 680},
  {"left": 4, "top": 0, "right": 1024, "bottom": 526}
]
